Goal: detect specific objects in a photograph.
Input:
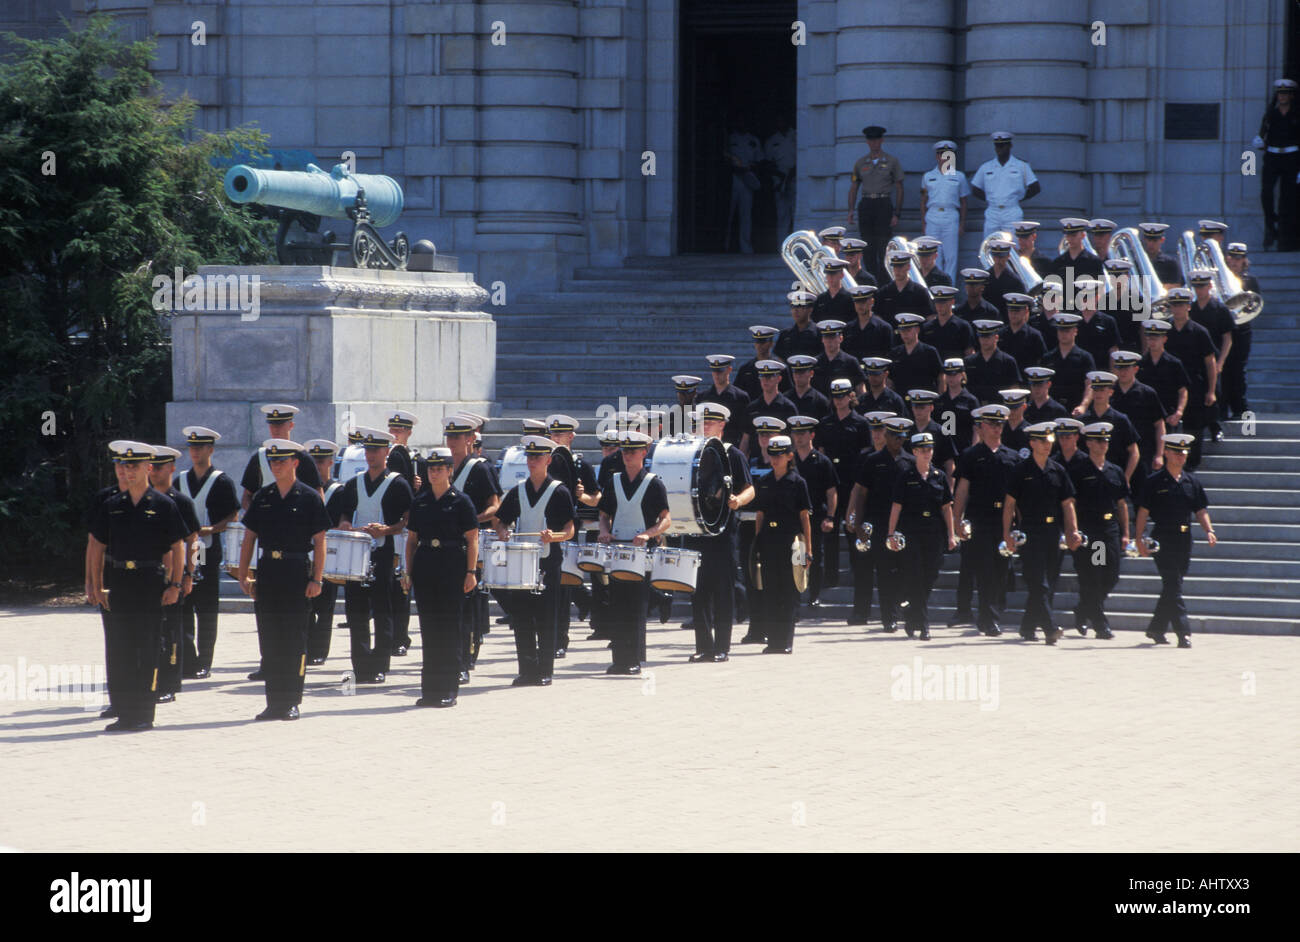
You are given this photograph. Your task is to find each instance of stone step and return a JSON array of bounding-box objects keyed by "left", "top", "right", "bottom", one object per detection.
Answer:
[
  {"left": 1197, "top": 454, "right": 1300, "bottom": 472},
  {"left": 1203, "top": 487, "right": 1299, "bottom": 507},
  {"left": 1192, "top": 470, "right": 1300, "bottom": 489},
  {"left": 1196, "top": 437, "right": 1300, "bottom": 455},
  {"left": 1210, "top": 504, "right": 1300, "bottom": 523}
]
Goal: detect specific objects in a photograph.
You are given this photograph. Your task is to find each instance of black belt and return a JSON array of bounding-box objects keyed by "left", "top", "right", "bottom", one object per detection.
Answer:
[
  {"left": 1154, "top": 524, "right": 1192, "bottom": 534},
  {"left": 1023, "top": 517, "right": 1057, "bottom": 526},
  {"left": 106, "top": 557, "right": 162, "bottom": 571},
  {"left": 259, "top": 549, "right": 311, "bottom": 561},
  {"left": 420, "top": 539, "right": 466, "bottom": 549}
]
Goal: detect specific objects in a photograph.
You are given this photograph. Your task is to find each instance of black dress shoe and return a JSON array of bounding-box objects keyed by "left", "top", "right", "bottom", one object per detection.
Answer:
[
  {"left": 435, "top": 696, "right": 457, "bottom": 707},
  {"left": 605, "top": 664, "right": 641, "bottom": 675},
  {"left": 739, "top": 633, "right": 765, "bottom": 645},
  {"left": 99, "top": 707, "right": 118, "bottom": 719},
  {"left": 193, "top": 667, "right": 211, "bottom": 679},
  {"left": 1146, "top": 630, "right": 1168, "bottom": 645},
  {"left": 681, "top": 620, "right": 695, "bottom": 630},
  {"left": 657, "top": 598, "right": 672, "bottom": 623},
  {"left": 155, "top": 692, "right": 175, "bottom": 704},
  {"left": 947, "top": 612, "right": 972, "bottom": 628},
  {"left": 247, "top": 669, "right": 264, "bottom": 681},
  {"left": 282, "top": 705, "right": 300, "bottom": 720},
  {"left": 1177, "top": 636, "right": 1192, "bottom": 648},
  {"left": 415, "top": 697, "right": 436, "bottom": 707},
  {"left": 554, "top": 648, "right": 567, "bottom": 659},
  {"left": 392, "top": 645, "right": 408, "bottom": 657},
  {"left": 538, "top": 676, "right": 553, "bottom": 686},
  {"left": 587, "top": 632, "right": 610, "bottom": 642},
  {"left": 688, "top": 653, "right": 712, "bottom": 663},
  {"left": 511, "top": 675, "right": 535, "bottom": 687},
  {"left": 1019, "top": 631, "right": 1036, "bottom": 641},
  {"left": 308, "top": 656, "right": 325, "bottom": 666},
  {"left": 761, "top": 646, "right": 792, "bottom": 654},
  {"left": 255, "top": 707, "right": 278, "bottom": 721},
  {"left": 982, "top": 626, "right": 1002, "bottom": 637},
  {"left": 105, "top": 719, "right": 151, "bottom": 732},
  {"left": 904, "top": 628, "right": 915, "bottom": 638},
  {"left": 458, "top": 670, "right": 470, "bottom": 684},
  {"left": 882, "top": 624, "right": 898, "bottom": 633},
  {"left": 1095, "top": 627, "right": 1115, "bottom": 640},
  {"left": 356, "top": 672, "right": 386, "bottom": 684},
  {"left": 919, "top": 628, "right": 931, "bottom": 640},
  {"left": 1075, "top": 625, "right": 1088, "bottom": 636},
  {"left": 712, "top": 652, "right": 729, "bottom": 662},
  {"left": 1045, "top": 628, "right": 1064, "bottom": 645}
]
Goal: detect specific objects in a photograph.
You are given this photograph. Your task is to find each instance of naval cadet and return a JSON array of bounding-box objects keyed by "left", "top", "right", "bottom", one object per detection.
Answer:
[
  {"left": 587, "top": 427, "right": 624, "bottom": 642},
  {"left": 815, "top": 379, "right": 872, "bottom": 593},
  {"left": 87, "top": 443, "right": 188, "bottom": 732},
  {"left": 697, "top": 354, "right": 752, "bottom": 445},
  {"left": 741, "top": 359, "right": 799, "bottom": 457},
  {"left": 789, "top": 415, "right": 838, "bottom": 610},
  {"left": 1071, "top": 279, "right": 1122, "bottom": 372},
  {"left": 386, "top": 410, "right": 420, "bottom": 656},
  {"left": 686, "top": 404, "right": 753, "bottom": 662},
  {"left": 1002, "top": 422, "right": 1082, "bottom": 644},
  {"left": 447, "top": 414, "right": 503, "bottom": 677},
  {"left": 84, "top": 442, "right": 129, "bottom": 719},
  {"left": 911, "top": 237, "right": 953, "bottom": 289},
  {"left": 1221, "top": 243, "right": 1258, "bottom": 419},
  {"left": 597, "top": 431, "right": 671, "bottom": 674},
  {"left": 1137, "top": 223, "right": 1185, "bottom": 287},
  {"left": 670, "top": 375, "right": 702, "bottom": 436},
  {"left": 846, "top": 414, "right": 913, "bottom": 629},
  {"left": 176, "top": 426, "right": 240, "bottom": 680},
  {"left": 337, "top": 428, "right": 414, "bottom": 686},
  {"left": 1088, "top": 219, "right": 1117, "bottom": 263},
  {"left": 1256, "top": 78, "right": 1299, "bottom": 250},
  {"left": 239, "top": 404, "right": 323, "bottom": 513},
  {"left": 954, "top": 269, "right": 1002, "bottom": 326},
  {"left": 982, "top": 239, "right": 1025, "bottom": 320},
  {"left": 905, "top": 389, "right": 957, "bottom": 482},
  {"left": 493, "top": 436, "right": 576, "bottom": 686},
  {"left": 1102, "top": 258, "right": 1146, "bottom": 352},
  {"left": 964, "top": 319, "right": 1022, "bottom": 404},
  {"left": 1069, "top": 423, "right": 1131, "bottom": 640},
  {"left": 847, "top": 125, "right": 905, "bottom": 281},
  {"left": 886, "top": 431, "right": 957, "bottom": 640},
  {"left": 403, "top": 447, "right": 478, "bottom": 707},
  {"left": 921, "top": 285, "right": 975, "bottom": 360},
  {"left": 874, "top": 251, "right": 935, "bottom": 326},
  {"left": 1187, "top": 269, "right": 1234, "bottom": 443},
  {"left": 1137, "top": 320, "right": 1191, "bottom": 443},
  {"left": 740, "top": 417, "right": 788, "bottom": 646},
  {"left": 752, "top": 436, "right": 813, "bottom": 653},
  {"left": 776, "top": 292, "right": 823, "bottom": 360},
  {"left": 1162, "top": 288, "right": 1218, "bottom": 468},
  {"left": 147, "top": 446, "right": 200, "bottom": 703},
  {"left": 305, "top": 439, "right": 346, "bottom": 664},
  {"left": 887, "top": 313, "right": 944, "bottom": 395},
  {"left": 1048, "top": 217, "right": 1103, "bottom": 285},
  {"left": 1013, "top": 220, "right": 1052, "bottom": 277},
  {"left": 1078, "top": 371, "right": 1141, "bottom": 483},
  {"left": 237, "top": 439, "right": 330, "bottom": 721},
  {"left": 1041, "top": 312, "right": 1096, "bottom": 413},
  {"left": 1134, "top": 434, "right": 1216, "bottom": 648},
  {"left": 998, "top": 294, "right": 1048, "bottom": 376},
  {"left": 952, "top": 405, "right": 1020, "bottom": 636},
  {"left": 1023, "top": 366, "right": 1069, "bottom": 424},
  {"left": 938, "top": 358, "right": 980, "bottom": 455},
  {"left": 1111, "top": 350, "right": 1167, "bottom": 480},
  {"left": 812, "top": 320, "right": 867, "bottom": 396},
  {"left": 787, "top": 355, "right": 832, "bottom": 421},
  {"left": 857, "top": 357, "right": 907, "bottom": 417},
  {"left": 843, "top": 285, "right": 893, "bottom": 361},
  {"left": 840, "top": 238, "right": 877, "bottom": 287},
  {"left": 735, "top": 326, "right": 788, "bottom": 401},
  {"left": 999, "top": 388, "right": 1033, "bottom": 456},
  {"left": 813, "top": 258, "right": 857, "bottom": 323},
  {"left": 546, "top": 414, "right": 599, "bottom": 654},
  {"left": 919, "top": 140, "right": 969, "bottom": 281}
]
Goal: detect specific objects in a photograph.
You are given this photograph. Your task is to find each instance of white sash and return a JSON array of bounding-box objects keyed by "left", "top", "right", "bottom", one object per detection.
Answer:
[
  {"left": 516, "top": 478, "right": 561, "bottom": 544},
  {"left": 353, "top": 471, "right": 397, "bottom": 550},
  {"left": 453, "top": 456, "right": 485, "bottom": 492},
  {"left": 178, "top": 468, "right": 224, "bottom": 548},
  {"left": 612, "top": 471, "right": 656, "bottom": 541}
]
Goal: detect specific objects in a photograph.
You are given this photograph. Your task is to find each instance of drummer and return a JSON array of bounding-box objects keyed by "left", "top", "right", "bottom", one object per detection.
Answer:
[
  {"left": 752, "top": 435, "right": 813, "bottom": 654},
  {"left": 492, "top": 435, "right": 577, "bottom": 686},
  {"left": 588, "top": 427, "right": 623, "bottom": 643},
  {"left": 403, "top": 447, "right": 479, "bottom": 707},
  {"left": 545, "top": 414, "right": 599, "bottom": 657},
  {"left": 446, "top": 414, "right": 503, "bottom": 680},
  {"left": 686, "top": 404, "right": 754, "bottom": 663},
  {"left": 385, "top": 410, "right": 420, "bottom": 657},
  {"left": 305, "top": 439, "right": 346, "bottom": 665},
  {"left": 597, "top": 430, "right": 671, "bottom": 674}
]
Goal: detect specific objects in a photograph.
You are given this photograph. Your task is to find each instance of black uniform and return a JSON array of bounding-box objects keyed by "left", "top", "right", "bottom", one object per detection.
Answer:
[
  {"left": 686, "top": 443, "right": 751, "bottom": 657},
  {"left": 407, "top": 485, "right": 477, "bottom": 701},
  {"left": 963, "top": 348, "right": 1021, "bottom": 404},
  {"left": 907, "top": 419, "right": 956, "bottom": 471},
  {"left": 753, "top": 469, "right": 812, "bottom": 651},
  {"left": 496, "top": 477, "right": 576, "bottom": 682},
  {"left": 856, "top": 384, "right": 907, "bottom": 418},
  {"left": 1080, "top": 405, "right": 1140, "bottom": 479},
  {"left": 86, "top": 483, "right": 121, "bottom": 702},
  {"left": 386, "top": 443, "right": 418, "bottom": 651},
  {"left": 1003, "top": 419, "right": 1031, "bottom": 457},
  {"left": 744, "top": 393, "right": 798, "bottom": 452},
  {"left": 1006, "top": 456, "right": 1075, "bottom": 638},
  {"left": 597, "top": 468, "right": 670, "bottom": 670},
  {"left": 1222, "top": 272, "right": 1258, "bottom": 417},
  {"left": 177, "top": 467, "right": 240, "bottom": 675},
  {"left": 1138, "top": 350, "right": 1190, "bottom": 420},
  {"left": 1164, "top": 319, "right": 1217, "bottom": 466},
  {"left": 1148, "top": 251, "right": 1184, "bottom": 288},
  {"left": 1023, "top": 396, "right": 1069, "bottom": 425},
  {"left": 890, "top": 462, "right": 952, "bottom": 636},
  {"left": 306, "top": 479, "right": 347, "bottom": 662},
  {"left": 696, "top": 383, "right": 752, "bottom": 445},
  {"left": 1040, "top": 345, "right": 1096, "bottom": 412},
  {"left": 1137, "top": 468, "right": 1209, "bottom": 642},
  {"left": 873, "top": 281, "right": 934, "bottom": 326},
  {"left": 91, "top": 488, "right": 188, "bottom": 727},
  {"left": 999, "top": 323, "right": 1047, "bottom": 376},
  {"left": 887, "top": 341, "right": 943, "bottom": 394},
  {"left": 919, "top": 267, "right": 953, "bottom": 288},
  {"left": 735, "top": 358, "right": 792, "bottom": 401},
  {"left": 242, "top": 480, "right": 330, "bottom": 712},
  {"left": 955, "top": 442, "right": 1020, "bottom": 633},
  {"left": 548, "top": 446, "right": 599, "bottom": 649},
  {"left": 954, "top": 297, "right": 1001, "bottom": 326},
  {"left": 789, "top": 384, "right": 832, "bottom": 422},
  {"left": 815, "top": 408, "right": 872, "bottom": 590},
  {"left": 1259, "top": 101, "right": 1300, "bottom": 246},
  {"left": 1112, "top": 379, "right": 1167, "bottom": 481},
  {"left": 452, "top": 455, "right": 504, "bottom": 668},
  {"left": 811, "top": 288, "right": 856, "bottom": 323},
  {"left": 854, "top": 448, "right": 912, "bottom": 628},
  {"left": 936, "top": 388, "right": 979, "bottom": 459},
  {"left": 1190, "top": 297, "right": 1234, "bottom": 435},
  {"left": 774, "top": 323, "right": 822, "bottom": 361},
  {"left": 337, "top": 471, "right": 414, "bottom": 681},
  {"left": 983, "top": 267, "right": 1025, "bottom": 319},
  {"left": 158, "top": 486, "right": 200, "bottom": 697},
  {"left": 1047, "top": 249, "right": 1103, "bottom": 285},
  {"left": 795, "top": 446, "right": 838, "bottom": 606},
  {"left": 1068, "top": 456, "right": 1129, "bottom": 636},
  {"left": 812, "top": 351, "right": 867, "bottom": 396},
  {"left": 921, "top": 315, "right": 976, "bottom": 360},
  {"left": 1074, "top": 311, "right": 1122, "bottom": 369},
  {"left": 842, "top": 316, "right": 894, "bottom": 361}
]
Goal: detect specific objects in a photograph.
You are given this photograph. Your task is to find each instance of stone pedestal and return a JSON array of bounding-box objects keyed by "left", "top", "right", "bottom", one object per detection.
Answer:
[{"left": 166, "top": 265, "right": 494, "bottom": 472}]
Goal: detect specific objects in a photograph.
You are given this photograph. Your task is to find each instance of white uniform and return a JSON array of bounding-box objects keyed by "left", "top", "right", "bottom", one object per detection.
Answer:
[
  {"left": 970, "top": 155, "right": 1038, "bottom": 237},
  {"left": 921, "top": 165, "right": 971, "bottom": 281},
  {"left": 728, "top": 132, "right": 762, "bottom": 254},
  {"left": 765, "top": 127, "right": 796, "bottom": 238}
]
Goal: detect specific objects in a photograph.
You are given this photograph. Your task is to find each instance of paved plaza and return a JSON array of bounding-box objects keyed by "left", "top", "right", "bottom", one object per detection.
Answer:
[{"left": 2, "top": 605, "right": 1296, "bottom": 853}]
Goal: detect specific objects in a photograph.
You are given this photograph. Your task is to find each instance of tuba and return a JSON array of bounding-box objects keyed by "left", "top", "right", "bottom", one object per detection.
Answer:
[
  {"left": 978, "top": 230, "right": 1043, "bottom": 296},
  {"left": 885, "top": 236, "right": 930, "bottom": 288},
  {"left": 1201, "top": 238, "right": 1263, "bottom": 325},
  {"left": 781, "top": 230, "right": 858, "bottom": 296},
  {"left": 1108, "top": 227, "right": 1169, "bottom": 318}
]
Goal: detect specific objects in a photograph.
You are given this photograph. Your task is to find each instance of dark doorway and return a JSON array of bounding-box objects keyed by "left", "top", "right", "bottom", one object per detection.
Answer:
[{"left": 679, "top": 0, "right": 797, "bottom": 254}]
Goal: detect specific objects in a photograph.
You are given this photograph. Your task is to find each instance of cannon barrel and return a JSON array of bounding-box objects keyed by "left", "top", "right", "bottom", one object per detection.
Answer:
[{"left": 223, "top": 162, "right": 404, "bottom": 228}]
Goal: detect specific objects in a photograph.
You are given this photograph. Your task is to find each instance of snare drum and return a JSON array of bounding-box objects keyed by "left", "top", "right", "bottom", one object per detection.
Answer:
[
  {"left": 322, "top": 529, "right": 373, "bottom": 584},
  {"left": 577, "top": 542, "right": 608, "bottom": 573},
  {"left": 561, "top": 542, "right": 584, "bottom": 586},
  {"left": 649, "top": 547, "right": 701, "bottom": 592},
  {"left": 607, "top": 543, "right": 650, "bottom": 582},
  {"left": 221, "top": 522, "right": 256, "bottom": 574},
  {"left": 481, "top": 538, "right": 544, "bottom": 592}
]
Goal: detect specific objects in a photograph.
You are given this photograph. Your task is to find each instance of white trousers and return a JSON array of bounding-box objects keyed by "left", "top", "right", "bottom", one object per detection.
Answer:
[
  {"left": 924, "top": 206, "right": 961, "bottom": 281},
  {"left": 983, "top": 205, "right": 1023, "bottom": 239}
]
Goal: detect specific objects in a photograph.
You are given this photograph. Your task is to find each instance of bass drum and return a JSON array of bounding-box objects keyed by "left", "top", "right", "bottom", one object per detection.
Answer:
[
  {"left": 645, "top": 435, "right": 733, "bottom": 536},
  {"left": 495, "top": 444, "right": 529, "bottom": 491}
]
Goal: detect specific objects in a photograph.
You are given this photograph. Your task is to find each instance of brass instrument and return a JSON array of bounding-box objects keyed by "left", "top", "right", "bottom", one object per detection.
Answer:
[
  {"left": 884, "top": 235, "right": 929, "bottom": 288},
  {"left": 1199, "top": 237, "right": 1263, "bottom": 325},
  {"left": 1107, "top": 227, "right": 1169, "bottom": 318},
  {"left": 978, "top": 230, "right": 1043, "bottom": 296},
  {"left": 781, "top": 230, "right": 859, "bottom": 296},
  {"left": 1057, "top": 232, "right": 1097, "bottom": 256}
]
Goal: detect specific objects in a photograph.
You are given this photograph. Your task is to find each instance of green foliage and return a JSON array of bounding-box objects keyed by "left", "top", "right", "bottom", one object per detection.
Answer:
[{"left": 0, "top": 14, "right": 275, "bottom": 573}]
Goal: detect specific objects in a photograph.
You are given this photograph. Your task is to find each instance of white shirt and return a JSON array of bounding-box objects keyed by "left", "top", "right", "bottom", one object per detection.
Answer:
[
  {"left": 970, "top": 156, "right": 1038, "bottom": 207},
  {"left": 921, "top": 166, "right": 971, "bottom": 210},
  {"left": 765, "top": 129, "right": 796, "bottom": 173},
  {"left": 729, "top": 132, "right": 761, "bottom": 165}
]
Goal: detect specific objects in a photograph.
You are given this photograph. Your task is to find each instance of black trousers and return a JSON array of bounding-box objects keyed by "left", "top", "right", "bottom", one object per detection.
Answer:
[
  {"left": 853, "top": 514, "right": 900, "bottom": 628},
  {"left": 463, "top": 588, "right": 488, "bottom": 670},
  {"left": 344, "top": 549, "right": 393, "bottom": 679},
  {"left": 821, "top": 497, "right": 848, "bottom": 588},
  {"left": 158, "top": 601, "right": 184, "bottom": 695},
  {"left": 1222, "top": 330, "right": 1251, "bottom": 417},
  {"left": 181, "top": 555, "right": 221, "bottom": 672},
  {"left": 588, "top": 576, "right": 612, "bottom": 638},
  {"left": 1261, "top": 151, "right": 1299, "bottom": 245},
  {"left": 1074, "top": 524, "right": 1121, "bottom": 633},
  {"left": 954, "top": 539, "right": 974, "bottom": 615},
  {"left": 390, "top": 568, "right": 412, "bottom": 649},
  {"left": 1182, "top": 394, "right": 1211, "bottom": 468},
  {"left": 608, "top": 573, "right": 649, "bottom": 668},
  {"left": 899, "top": 527, "right": 944, "bottom": 634},
  {"left": 412, "top": 546, "right": 466, "bottom": 699},
  {"left": 308, "top": 578, "right": 339, "bottom": 661},
  {"left": 757, "top": 534, "right": 799, "bottom": 649},
  {"left": 254, "top": 558, "right": 310, "bottom": 710},
  {"left": 1019, "top": 525, "right": 1062, "bottom": 635},
  {"left": 969, "top": 519, "right": 1009, "bottom": 632},
  {"left": 103, "top": 568, "right": 164, "bottom": 725},
  {"left": 739, "top": 519, "right": 764, "bottom": 639},
  {"left": 858, "top": 196, "right": 894, "bottom": 283},
  {"left": 1149, "top": 530, "right": 1193, "bottom": 638},
  {"left": 689, "top": 530, "right": 738, "bottom": 655},
  {"left": 512, "top": 561, "right": 561, "bottom": 679}
]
